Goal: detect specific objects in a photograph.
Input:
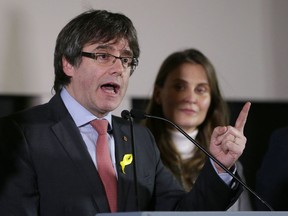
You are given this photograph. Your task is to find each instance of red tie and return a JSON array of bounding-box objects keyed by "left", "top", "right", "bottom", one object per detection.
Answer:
[{"left": 90, "top": 119, "right": 117, "bottom": 212}]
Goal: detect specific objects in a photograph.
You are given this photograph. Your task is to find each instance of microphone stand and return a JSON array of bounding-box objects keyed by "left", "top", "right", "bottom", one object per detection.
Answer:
[
  {"left": 121, "top": 110, "right": 139, "bottom": 211},
  {"left": 130, "top": 109, "right": 274, "bottom": 211}
]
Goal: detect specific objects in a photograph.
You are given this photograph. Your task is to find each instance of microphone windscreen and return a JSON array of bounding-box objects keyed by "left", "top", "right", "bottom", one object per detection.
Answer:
[
  {"left": 130, "top": 109, "right": 147, "bottom": 119},
  {"left": 121, "top": 110, "right": 131, "bottom": 120}
]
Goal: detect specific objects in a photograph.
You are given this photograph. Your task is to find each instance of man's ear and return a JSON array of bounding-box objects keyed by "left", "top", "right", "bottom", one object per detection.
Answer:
[
  {"left": 62, "top": 56, "right": 74, "bottom": 76},
  {"left": 154, "top": 86, "right": 162, "bottom": 105}
]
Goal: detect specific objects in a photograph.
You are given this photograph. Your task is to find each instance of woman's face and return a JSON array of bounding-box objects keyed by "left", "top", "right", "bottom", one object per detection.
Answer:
[{"left": 155, "top": 63, "right": 211, "bottom": 133}]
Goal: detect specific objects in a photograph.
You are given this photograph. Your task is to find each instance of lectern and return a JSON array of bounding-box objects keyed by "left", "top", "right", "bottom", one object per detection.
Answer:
[{"left": 96, "top": 211, "right": 287, "bottom": 216}]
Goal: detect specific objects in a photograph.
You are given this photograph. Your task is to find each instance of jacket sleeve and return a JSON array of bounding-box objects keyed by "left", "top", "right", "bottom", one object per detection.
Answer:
[
  {"left": 133, "top": 125, "right": 243, "bottom": 211},
  {"left": 176, "top": 159, "right": 243, "bottom": 211}
]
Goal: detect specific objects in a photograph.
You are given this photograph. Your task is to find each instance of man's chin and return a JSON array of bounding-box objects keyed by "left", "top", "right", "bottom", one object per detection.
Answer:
[{"left": 102, "top": 102, "right": 121, "bottom": 113}]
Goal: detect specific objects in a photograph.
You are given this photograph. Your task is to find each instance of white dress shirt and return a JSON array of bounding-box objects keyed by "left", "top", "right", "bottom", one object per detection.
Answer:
[{"left": 60, "top": 88, "right": 117, "bottom": 176}]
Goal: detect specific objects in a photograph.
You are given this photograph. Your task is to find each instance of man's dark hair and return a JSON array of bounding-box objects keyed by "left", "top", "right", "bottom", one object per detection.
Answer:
[{"left": 53, "top": 9, "right": 140, "bottom": 93}]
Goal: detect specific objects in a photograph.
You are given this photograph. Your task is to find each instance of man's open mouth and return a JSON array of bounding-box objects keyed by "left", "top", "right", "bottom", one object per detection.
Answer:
[{"left": 101, "top": 82, "right": 120, "bottom": 94}]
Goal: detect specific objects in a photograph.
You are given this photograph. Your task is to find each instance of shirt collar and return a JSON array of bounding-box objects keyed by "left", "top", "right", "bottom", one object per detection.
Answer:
[{"left": 60, "top": 88, "right": 112, "bottom": 128}]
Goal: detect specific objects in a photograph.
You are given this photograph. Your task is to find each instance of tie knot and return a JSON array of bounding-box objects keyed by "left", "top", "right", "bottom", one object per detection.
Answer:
[{"left": 90, "top": 119, "right": 108, "bottom": 135}]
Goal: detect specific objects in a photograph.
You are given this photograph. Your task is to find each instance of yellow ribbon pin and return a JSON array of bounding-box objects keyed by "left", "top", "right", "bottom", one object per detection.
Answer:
[{"left": 120, "top": 154, "right": 133, "bottom": 174}]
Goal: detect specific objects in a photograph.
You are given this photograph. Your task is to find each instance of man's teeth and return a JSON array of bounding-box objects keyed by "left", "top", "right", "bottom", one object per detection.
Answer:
[{"left": 102, "top": 84, "right": 117, "bottom": 93}]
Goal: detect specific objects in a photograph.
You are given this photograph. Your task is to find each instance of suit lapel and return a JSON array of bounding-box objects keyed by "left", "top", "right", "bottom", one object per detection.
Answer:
[
  {"left": 112, "top": 116, "right": 138, "bottom": 211},
  {"left": 49, "top": 94, "right": 110, "bottom": 212}
]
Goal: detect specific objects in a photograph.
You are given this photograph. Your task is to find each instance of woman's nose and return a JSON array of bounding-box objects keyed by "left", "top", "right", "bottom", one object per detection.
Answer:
[{"left": 185, "top": 89, "right": 197, "bottom": 103}]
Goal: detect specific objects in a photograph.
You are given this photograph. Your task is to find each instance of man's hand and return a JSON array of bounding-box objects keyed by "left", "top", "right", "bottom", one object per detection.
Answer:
[{"left": 209, "top": 102, "right": 251, "bottom": 173}]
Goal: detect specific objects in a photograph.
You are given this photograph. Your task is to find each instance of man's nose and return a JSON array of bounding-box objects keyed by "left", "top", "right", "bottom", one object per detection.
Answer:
[{"left": 110, "top": 58, "right": 125, "bottom": 75}]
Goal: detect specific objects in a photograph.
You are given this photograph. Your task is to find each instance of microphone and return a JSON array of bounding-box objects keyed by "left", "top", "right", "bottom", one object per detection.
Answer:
[
  {"left": 129, "top": 108, "right": 274, "bottom": 211},
  {"left": 121, "top": 110, "right": 131, "bottom": 120},
  {"left": 121, "top": 110, "right": 139, "bottom": 210}
]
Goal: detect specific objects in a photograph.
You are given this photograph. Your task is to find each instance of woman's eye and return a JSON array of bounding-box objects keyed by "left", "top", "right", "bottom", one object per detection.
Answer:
[
  {"left": 196, "top": 86, "right": 208, "bottom": 94},
  {"left": 174, "top": 84, "right": 185, "bottom": 91}
]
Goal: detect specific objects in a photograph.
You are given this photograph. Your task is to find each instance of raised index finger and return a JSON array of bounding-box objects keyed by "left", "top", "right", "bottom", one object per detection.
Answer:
[{"left": 234, "top": 102, "right": 251, "bottom": 133}]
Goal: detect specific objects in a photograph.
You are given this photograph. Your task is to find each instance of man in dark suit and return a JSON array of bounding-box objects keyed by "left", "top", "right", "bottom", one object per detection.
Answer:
[
  {"left": 0, "top": 9, "right": 251, "bottom": 216},
  {"left": 255, "top": 127, "right": 288, "bottom": 211}
]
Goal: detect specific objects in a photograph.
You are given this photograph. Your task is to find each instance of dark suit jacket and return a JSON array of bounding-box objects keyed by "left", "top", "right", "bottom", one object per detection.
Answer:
[
  {"left": 255, "top": 127, "right": 288, "bottom": 211},
  {"left": 0, "top": 94, "right": 241, "bottom": 216}
]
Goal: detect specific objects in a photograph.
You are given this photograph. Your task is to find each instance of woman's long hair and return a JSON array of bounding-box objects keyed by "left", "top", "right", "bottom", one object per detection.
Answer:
[{"left": 144, "top": 48, "right": 229, "bottom": 190}]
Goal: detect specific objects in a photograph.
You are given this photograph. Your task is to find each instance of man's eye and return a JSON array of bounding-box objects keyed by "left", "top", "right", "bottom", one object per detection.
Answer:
[
  {"left": 122, "top": 57, "right": 130, "bottom": 64},
  {"left": 96, "top": 53, "right": 110, "bottom": 60}
]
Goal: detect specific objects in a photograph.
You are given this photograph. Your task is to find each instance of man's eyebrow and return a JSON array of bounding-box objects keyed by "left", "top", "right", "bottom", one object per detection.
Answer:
[
  {"left": 94, "top": 44, "right": 133, "bottom": 56},
  {"left": 94, "top": 44, "right": 112, "bottom": 51}
]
